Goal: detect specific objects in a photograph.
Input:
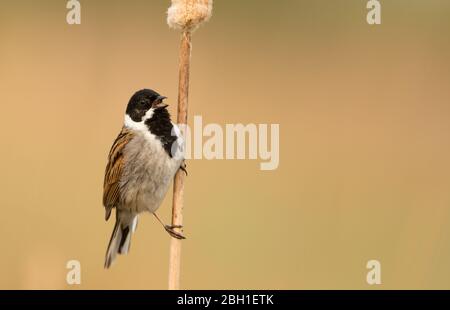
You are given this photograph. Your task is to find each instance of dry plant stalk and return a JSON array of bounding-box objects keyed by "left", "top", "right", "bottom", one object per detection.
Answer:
[{"left": 167, "top": 0, "right": 213, "bottom": 290}]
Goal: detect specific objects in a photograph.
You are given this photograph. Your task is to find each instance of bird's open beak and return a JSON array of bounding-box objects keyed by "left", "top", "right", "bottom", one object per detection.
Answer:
[{"left": 153, "top": 96, "right": 168, "bottom": 109}]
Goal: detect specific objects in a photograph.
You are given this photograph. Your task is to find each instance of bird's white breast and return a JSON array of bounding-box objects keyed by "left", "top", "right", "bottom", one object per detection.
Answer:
[{"left": 119, "top": 114, "right": 183, "bottom": 214}]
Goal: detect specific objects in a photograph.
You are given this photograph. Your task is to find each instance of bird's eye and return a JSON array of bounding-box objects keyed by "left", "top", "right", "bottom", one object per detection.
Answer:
[{"left": 140, "top": 100, "right": 146, "bottom": 105}]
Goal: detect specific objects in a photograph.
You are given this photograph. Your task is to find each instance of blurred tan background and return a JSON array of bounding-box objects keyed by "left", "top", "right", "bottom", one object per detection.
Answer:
[{"left": 1, "top": 0, "right": 450, "bottom": 289}]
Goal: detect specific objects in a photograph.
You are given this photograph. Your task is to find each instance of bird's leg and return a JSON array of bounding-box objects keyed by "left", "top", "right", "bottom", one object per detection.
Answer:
[
  {"left": 179, "top": 161, "right": 188, "bottom": 176},
  {"left": 153, "top": 213, "right": 186, "bottom": 240}
]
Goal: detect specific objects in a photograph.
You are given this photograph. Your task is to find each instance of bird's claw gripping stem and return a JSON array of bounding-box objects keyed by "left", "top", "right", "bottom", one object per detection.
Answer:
[
  {"left": 180, "top": 162, "right": 188, "bottom": 176},
  {"left": 165, "top": 225, "right": 186, "bottom": 240}
]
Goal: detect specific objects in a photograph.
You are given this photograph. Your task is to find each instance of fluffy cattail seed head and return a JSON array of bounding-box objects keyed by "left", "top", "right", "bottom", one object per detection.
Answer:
[{"left": 167, "top": 0, "right": 213, "bottom": 31}]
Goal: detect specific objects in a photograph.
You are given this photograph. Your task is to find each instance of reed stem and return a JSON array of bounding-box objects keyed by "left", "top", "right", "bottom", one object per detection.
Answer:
[
  {"left": 168, "top": 31, "right": 191, "bottom": 290},
  {"left": 167, "top": 0, "right": 212, "bottom": 290}
]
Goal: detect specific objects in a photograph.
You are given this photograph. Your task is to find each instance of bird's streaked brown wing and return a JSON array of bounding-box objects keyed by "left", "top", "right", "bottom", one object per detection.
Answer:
[{"left": 103, "top": 127, "right": 134, "bottom": 221}]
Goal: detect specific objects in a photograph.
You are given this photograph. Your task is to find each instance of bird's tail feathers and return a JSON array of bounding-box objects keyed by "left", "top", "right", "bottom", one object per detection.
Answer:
[{"left": 104, "top": 212, "right": 138, "bottom": 269}]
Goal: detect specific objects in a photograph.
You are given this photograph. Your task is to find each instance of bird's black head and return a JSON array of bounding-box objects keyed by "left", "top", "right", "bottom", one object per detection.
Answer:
[{"left": 126, "top": 89, "right": 168, "bottom": 122}]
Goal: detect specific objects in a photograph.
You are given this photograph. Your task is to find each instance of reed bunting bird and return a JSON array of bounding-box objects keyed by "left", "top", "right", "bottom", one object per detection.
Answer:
[{"left": 103, "top": 89, "right": 186, "bottom": 268}]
